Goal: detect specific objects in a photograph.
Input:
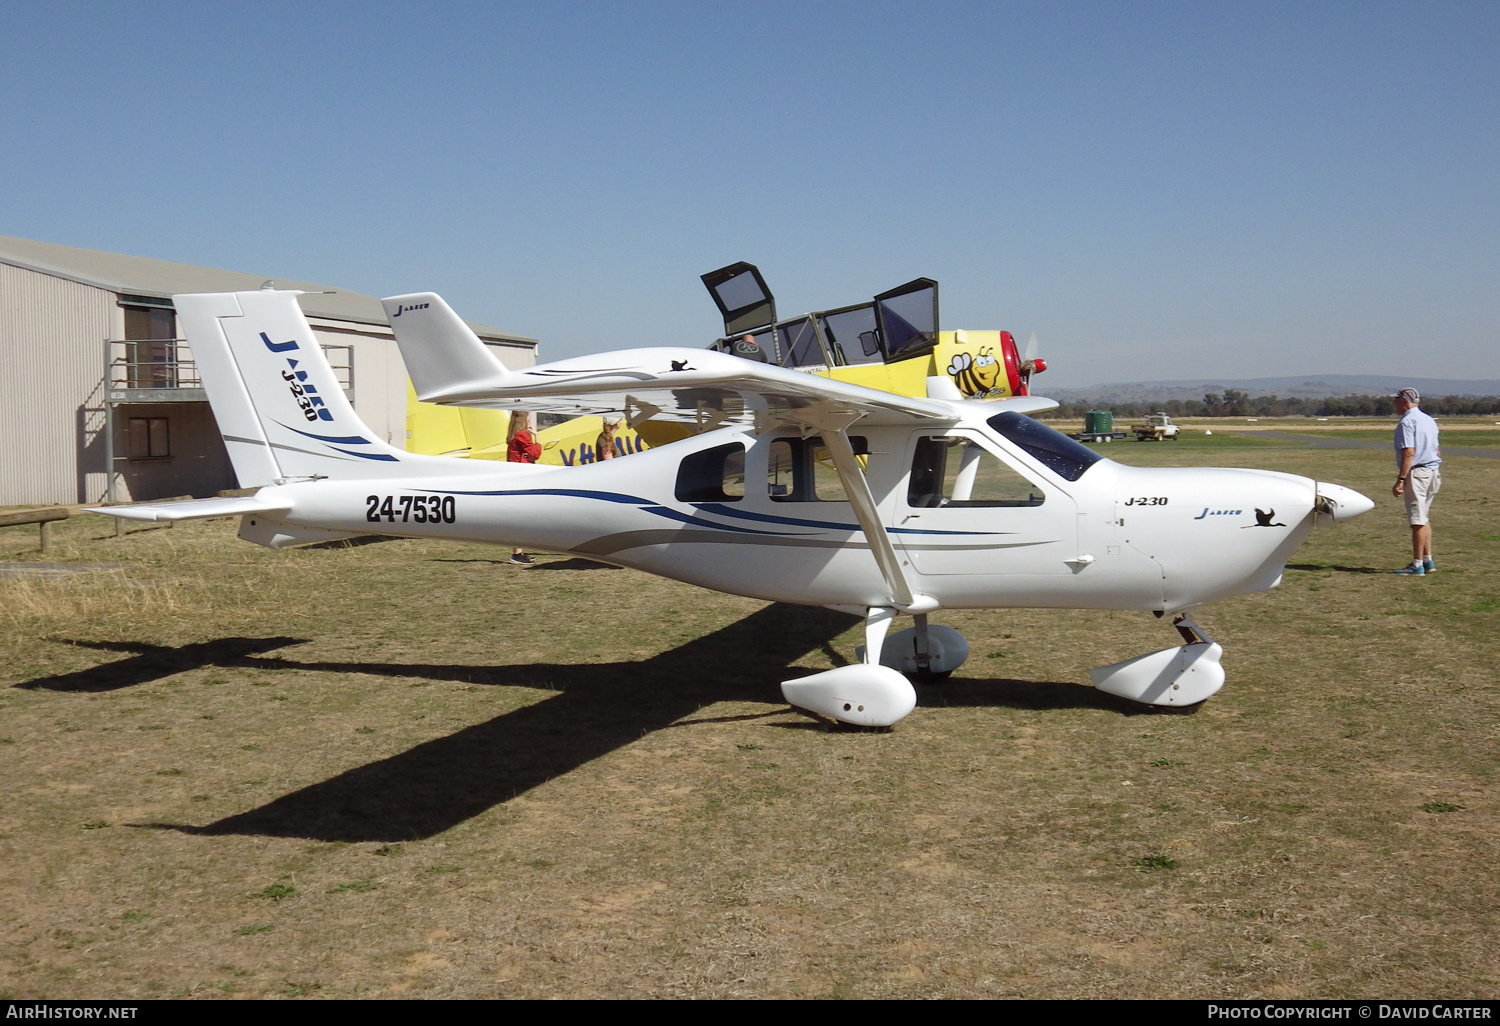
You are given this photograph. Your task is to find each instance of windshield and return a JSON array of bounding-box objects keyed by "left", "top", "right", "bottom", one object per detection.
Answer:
[
  {"left": 775, "top": 317, "right": 827, "bottom": 369},
  {"left": 987, "top": 411, "right": 1103, "bottom": 482},
  {"left": 819, "top": 305, "right": 882, "bottom": 365}
]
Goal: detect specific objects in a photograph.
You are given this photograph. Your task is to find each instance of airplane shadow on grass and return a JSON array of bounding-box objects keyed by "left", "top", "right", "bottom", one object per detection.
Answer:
[
  {"left": 1285, "top": 562, "right": 1389, "bottom": 575},
  {"left": 13, "top": 637, "right": 308, "bottom": 693},
  {"left": 19, "top": 605, "right": 1131, "bottom": 843}
]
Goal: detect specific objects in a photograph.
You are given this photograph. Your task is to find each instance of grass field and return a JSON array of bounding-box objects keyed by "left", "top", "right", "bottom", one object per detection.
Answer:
[
  {"left": 1, "top": 442, "right": 1497, "bottom": 999},
  {"left": 1253, "top": 430, "right": 1500, "bottom": 448}
]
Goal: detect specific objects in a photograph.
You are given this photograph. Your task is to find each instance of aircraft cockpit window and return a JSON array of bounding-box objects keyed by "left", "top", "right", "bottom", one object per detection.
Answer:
[
  {"left": 701, "top": 262, "right": 777, "bottom": 336},
  {"left": 908, "top": 437, "right": 1045, "bottom": 508},
  {"left": 819, "top": 305, "right": 882, "bottom": 366},
  {"left": 713, "top": 270, "right": 765, "bottom": 313},
  {"left": 875, "top": 278, "right": 938, "bottom": 359},
  {"left": 676, "top": 443, "right": 746, "bottom": 503},
  {"left": 987, "top": 412, "right": 1103, "bottom": 482},
  {"left": 769, "top": 435, "right": 868, "bottom": 502},
  {"left": 775, "top": 317, "right": 828, "bottom": 369}
]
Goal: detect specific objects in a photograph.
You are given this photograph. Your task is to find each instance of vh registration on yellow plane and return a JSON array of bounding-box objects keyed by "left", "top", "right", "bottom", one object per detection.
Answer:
[{"left": 89, "top": 278, "right": 1373, "bottom": 727}]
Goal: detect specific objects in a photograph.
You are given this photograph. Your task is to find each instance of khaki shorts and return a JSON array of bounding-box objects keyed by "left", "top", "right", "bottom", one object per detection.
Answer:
[{"left": 1404, "top": 465, "right": 1441, "bottom": 526}]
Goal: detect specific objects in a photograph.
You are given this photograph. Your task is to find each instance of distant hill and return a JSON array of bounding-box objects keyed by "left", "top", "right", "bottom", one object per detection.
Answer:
[{"left": 1044, "top": 375, "right": 1500, "bottom": 405}]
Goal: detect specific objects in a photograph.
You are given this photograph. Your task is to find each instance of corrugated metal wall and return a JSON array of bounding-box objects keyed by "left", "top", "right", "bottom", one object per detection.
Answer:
[
  {"left": 0, "top": 263, "right": 113, "bottom": 505},
  {"left": 2, "top": 266, "right": 540, "bottom": 505}
]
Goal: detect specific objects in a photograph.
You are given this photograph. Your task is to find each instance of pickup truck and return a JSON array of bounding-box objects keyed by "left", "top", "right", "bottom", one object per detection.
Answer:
[{"left": 1133, "top": 413, "right": 1181, "bottom": 441}]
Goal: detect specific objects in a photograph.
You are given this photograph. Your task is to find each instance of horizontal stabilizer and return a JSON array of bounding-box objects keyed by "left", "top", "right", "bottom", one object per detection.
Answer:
[{"left": 85, "top": 495, "right": 292, "bottom": 523}]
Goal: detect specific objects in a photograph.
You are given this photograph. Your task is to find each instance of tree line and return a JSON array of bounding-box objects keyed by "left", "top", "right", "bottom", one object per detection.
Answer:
[{"left": 1037, "top": 390, "right": 1500, "bottom": 420}]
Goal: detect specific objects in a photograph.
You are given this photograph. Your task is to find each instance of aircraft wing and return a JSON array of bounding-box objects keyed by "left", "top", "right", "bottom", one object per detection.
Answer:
[
  {"left": 418, "top": 346, "right": 969, "bottom": 428},
  {"left": 382, "top": 290, "right": 1058, "bottom": 428}
]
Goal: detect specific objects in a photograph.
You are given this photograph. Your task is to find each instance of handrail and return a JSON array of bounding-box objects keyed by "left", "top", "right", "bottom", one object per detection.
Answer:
[{"left": 106, "top": 338, "right": 199, "bottom": 389}]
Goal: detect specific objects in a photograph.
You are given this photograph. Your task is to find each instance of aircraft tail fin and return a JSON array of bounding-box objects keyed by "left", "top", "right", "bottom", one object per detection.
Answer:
[
  {"left": 381, "top": 293, "right": 512, "bottom": 402},
  {"left": 175, "top": 289, "right": 416, "bottom": 483}
]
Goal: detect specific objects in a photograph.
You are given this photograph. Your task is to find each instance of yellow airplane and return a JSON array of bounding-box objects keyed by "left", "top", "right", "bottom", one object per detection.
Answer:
[{"left": 405, "top": 262, "right": 1046, "bottom": 463}]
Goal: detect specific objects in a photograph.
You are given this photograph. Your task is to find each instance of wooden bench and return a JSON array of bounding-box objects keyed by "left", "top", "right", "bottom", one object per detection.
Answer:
[{"left": 0, "top": 507, "right": 71, "bottom": 554}]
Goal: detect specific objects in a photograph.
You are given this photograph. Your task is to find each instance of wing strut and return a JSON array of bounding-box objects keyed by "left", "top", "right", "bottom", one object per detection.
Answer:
[{"left": 787, "top": 404, "right": 917, "bottom": 610}]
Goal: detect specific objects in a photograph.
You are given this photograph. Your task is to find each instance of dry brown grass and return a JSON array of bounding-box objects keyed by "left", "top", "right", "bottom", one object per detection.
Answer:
[{"left": 0, "top": 442, "right": 1496, "bottom": 998}]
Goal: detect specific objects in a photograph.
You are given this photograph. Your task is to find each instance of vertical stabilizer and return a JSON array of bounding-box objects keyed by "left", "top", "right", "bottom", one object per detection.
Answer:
[
  {"left": 176, "top": 290, "right": 413, "bottom": 482},
  {"left": 382, "top": 293, "right": 511, "bottom": 401},
  {"left": 175, "top": 292, "right": 282, "bottom": 487}
]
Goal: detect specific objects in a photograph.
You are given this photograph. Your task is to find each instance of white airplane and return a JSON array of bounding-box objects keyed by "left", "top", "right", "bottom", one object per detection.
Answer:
[{"left": 89, "top": 287, "right": 1374, "bottom": 727}]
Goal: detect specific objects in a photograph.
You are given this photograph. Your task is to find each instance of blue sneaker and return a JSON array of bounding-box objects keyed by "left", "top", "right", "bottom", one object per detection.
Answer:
[
  {"left": 1394, "top": 563, "right": 1425, "bottom": 575},
  {"left": 1423, "top": 559, "right": 1436, "bottom": 574}
]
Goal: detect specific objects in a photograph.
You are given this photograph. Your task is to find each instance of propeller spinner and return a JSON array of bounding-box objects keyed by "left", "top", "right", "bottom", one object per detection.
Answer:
[{"left": 1018, "top": 331, "right": 1047, "bottom": 395}]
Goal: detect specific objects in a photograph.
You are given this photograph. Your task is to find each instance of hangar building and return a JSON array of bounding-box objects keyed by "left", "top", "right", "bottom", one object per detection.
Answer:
[{"left": 0, "top": 236, "right": 537, "bottom": 506}]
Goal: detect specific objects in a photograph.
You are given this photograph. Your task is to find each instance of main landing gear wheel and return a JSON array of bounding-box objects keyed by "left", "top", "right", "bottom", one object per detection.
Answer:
[
  {"left": 781, "top": 609, "right": 968, "bottom": 727},
  {"left": 780, "top": 664, "right": 916, "bottom": 728},
  {"left": 864, "top": 623, "right": 969, "bottom": 681}
]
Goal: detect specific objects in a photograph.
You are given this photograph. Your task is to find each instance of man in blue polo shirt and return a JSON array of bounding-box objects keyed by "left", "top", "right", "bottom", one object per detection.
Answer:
[{"left": 1391, "top": 388, "right": 1441, "bottom": 575}]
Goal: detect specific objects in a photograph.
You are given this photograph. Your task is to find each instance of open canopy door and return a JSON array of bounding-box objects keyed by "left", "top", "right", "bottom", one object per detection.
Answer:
[
  {"left": 874, "top": 278, "right": 939, "bottom": 361},
  {"left": 701, "top": 261, "right": 777, "bottom": 337}
]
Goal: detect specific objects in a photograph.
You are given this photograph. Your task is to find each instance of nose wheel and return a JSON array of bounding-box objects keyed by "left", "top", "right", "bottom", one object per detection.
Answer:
[{"left": 1090, "top": 613, "right": 1225, "bottom": 707}]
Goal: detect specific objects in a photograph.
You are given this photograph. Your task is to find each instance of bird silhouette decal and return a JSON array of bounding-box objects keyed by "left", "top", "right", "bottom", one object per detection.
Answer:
[{"left": 1245, "top": 508, "right": 1287, "bottom": 528}]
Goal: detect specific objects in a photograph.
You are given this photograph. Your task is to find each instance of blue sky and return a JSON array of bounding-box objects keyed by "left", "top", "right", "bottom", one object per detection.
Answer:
[{"left": 2, "top": 1, "right": 1496, "bottom": 387}]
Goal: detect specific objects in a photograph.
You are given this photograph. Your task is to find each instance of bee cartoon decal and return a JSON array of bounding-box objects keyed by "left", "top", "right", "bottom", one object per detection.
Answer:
[{"left": 947, "top": 345, "right": 1002, "bottom": 397}]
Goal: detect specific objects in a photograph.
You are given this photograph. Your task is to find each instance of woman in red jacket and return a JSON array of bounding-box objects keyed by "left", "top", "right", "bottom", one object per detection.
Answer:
[{"left": 506, "top": 412, "right": 541, "bottom": 564}]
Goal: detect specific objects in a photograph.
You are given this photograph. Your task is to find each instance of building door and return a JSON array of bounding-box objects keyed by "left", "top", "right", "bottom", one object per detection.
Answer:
[{"left": 123, "top": 304, "right": 177, "bottom": 388}]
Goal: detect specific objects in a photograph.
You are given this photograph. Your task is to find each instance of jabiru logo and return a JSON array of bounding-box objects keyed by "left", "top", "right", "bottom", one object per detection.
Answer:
[{"left": 391, "top": 302, "right": 430, "bottom": 318}]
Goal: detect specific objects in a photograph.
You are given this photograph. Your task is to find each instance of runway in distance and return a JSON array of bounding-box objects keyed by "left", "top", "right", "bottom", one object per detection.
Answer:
[{"left": 89, "top": 283, "right": 1374, "bottom": 727}]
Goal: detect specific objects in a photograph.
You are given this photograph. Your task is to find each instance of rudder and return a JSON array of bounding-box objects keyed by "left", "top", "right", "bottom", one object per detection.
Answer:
[
  {"left": 176, "top": 289, "right": 412, "bottom": 482},
  {"left": 381, "top": 292, "right": 511, "bottom": 402}
]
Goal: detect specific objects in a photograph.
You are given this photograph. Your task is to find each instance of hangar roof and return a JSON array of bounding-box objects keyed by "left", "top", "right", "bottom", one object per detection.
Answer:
[{"left": 0, "top": 234, "right": 536, "bottom": 345}]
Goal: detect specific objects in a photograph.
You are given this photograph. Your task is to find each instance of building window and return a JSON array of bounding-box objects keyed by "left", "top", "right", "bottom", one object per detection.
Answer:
[{"left": 127, "top": 417, "right": 170, "bottom": 459}]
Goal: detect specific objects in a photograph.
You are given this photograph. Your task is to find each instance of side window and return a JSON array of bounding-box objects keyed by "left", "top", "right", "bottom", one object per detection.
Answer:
[
  {"left": 768, "top": 439, "right": 795, "bottom": 499},
  {"left": 908, "top": 437, "right": 1044, "bottom": 508},
  {"left": 768, "top": 436, "right": 867, "bottom": 502},
  {"left": 127, "top": 417, "right": 170, "bottom": 459},
  {"left": 676, "top": 443, "right": 746, "bottom": 502}
]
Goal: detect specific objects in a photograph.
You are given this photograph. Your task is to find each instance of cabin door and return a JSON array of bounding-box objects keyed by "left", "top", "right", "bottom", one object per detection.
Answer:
[{"left": 893, "top": 431, "right": 1077, "bottom": 577}]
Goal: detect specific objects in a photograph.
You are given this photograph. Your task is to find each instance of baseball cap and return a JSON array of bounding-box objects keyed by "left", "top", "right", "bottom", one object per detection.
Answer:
[{"left": 1392, "top": 388, "right": 1420, "bottom": 404}]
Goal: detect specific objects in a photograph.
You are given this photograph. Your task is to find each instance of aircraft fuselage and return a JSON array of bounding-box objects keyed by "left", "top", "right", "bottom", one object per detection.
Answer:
[{"left": 243, "top": 407, "right": 1321, "bottom": 616}]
